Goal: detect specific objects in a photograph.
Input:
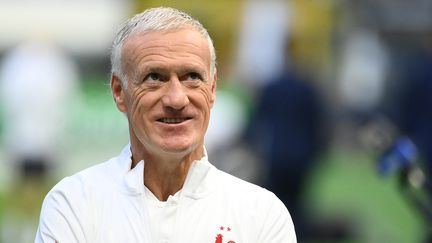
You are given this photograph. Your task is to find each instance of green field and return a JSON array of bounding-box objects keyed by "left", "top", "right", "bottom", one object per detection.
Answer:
[{"left": 305, "top": 151, "right": 427, "bottom": 242}]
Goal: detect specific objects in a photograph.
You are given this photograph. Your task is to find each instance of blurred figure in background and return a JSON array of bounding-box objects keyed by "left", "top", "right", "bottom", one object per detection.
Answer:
[
  {"left": 0, "top": 40, "right": 79, "bottom": 242},
  {"left": 337, "top": 28, "right": 389, "bottom": 124},
  {"left": 0, "top": 40, "right": 78, "bottom": 178},
  {"left": 246, "top": 36, "right": 326, "bottom": 241},
  {"left": 234, "top": 0, "right": 290, "bottom": 93},
  {"left": 359, "top": 33, "right": 432, "bottom": 243},
  {"left": 381, "top": 38, "right": 432, "bottom": 189},
  {"left": 234, "top": 1, "right": 337, "bottom": 240}
]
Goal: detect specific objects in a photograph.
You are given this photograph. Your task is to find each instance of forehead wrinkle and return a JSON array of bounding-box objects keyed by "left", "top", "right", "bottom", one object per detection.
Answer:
[
  {"left": 129, "top": 33, "right": 207, "bottom": 55},
  {"left": 128, "top": 42, "right": 207, "bottom": 64},
  {"left": 123, "top": 31, "right": 211, "bottom": 79},
  {"left": 135, "top": 50, "right": 209, "bottom": 75},
  {"left": 138, "top": 43, "right": 208, "bottom": 61}
]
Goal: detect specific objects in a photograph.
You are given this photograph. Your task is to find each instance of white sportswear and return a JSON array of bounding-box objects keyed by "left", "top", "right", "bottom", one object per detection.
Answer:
[{"left": 35, "top": 145, "right": 296, "bottom": 243}]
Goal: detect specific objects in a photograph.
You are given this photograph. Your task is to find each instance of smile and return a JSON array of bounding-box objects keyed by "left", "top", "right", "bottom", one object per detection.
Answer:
[{"left": 157, "top": 118, "right": 191, "bottom": 124}]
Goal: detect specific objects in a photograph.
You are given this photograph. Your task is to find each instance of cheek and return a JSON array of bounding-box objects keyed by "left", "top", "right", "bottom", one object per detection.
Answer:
[
  {"left": 194, "top": 87, "right": 215, "bottom": 125},
  {"left": 200, "top": 85, "right": 216, "bottom": 109},
  {"left": 126, "top": 89, "right": 155, "bottom": 122}
]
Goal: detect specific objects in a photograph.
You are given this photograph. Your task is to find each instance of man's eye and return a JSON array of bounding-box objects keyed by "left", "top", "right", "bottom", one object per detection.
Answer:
[
  {"left": 144, "top": 73, "right": 161, "bottom": 82},
  {"left": 186, "top": 72, "right": 202, "bottom": 81}
]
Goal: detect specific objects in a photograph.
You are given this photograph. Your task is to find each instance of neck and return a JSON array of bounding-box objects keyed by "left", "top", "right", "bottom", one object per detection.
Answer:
[{"left": 130, "top": 140, "right": 204, "bottom": 201}]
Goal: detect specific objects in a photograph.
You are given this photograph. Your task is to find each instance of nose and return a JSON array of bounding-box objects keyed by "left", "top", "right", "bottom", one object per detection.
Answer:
[{"left": 161, "top": 78, "right": 189, "bottom": 110}]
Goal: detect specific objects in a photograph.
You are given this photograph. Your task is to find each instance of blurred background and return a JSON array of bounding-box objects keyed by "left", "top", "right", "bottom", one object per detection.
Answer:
[{"left": 0, "top": 0, "right": 431, "bottom": 242}]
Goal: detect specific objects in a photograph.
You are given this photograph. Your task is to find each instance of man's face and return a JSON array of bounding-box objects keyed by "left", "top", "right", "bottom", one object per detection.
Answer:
[{"left": 112, "top": 28, "right": 216, "bottom": 156}]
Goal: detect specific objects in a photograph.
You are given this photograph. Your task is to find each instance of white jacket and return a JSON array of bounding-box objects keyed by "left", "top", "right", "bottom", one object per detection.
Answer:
[{"left": 35, "top": 145, "right": 296, "bottom": 243}]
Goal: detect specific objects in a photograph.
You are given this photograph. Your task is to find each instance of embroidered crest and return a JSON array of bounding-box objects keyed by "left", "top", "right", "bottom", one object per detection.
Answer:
[{"left": 214, "top": 226, "right": 235, "bottom": 243}]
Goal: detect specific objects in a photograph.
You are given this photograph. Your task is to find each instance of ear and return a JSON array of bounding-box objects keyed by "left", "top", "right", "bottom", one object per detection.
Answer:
[
  {"left": 111, "top": 74, "right": 127, "bottom": 113},
  {"left": 210, "top": 71, "right": 217, "bottom": 108}
]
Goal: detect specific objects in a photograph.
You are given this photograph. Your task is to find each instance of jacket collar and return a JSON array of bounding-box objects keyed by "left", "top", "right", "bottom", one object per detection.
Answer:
[{"left": 112, "top": 144, "right": 216, "bottom": 199}]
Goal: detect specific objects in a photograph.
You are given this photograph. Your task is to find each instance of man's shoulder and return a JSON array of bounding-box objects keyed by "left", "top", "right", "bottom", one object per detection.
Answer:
[
  {"left": 212, "top": 168, "right": 280, "bottom": 204},
  {"left": 49, "top": 157, "right": 117, "bottom": 197},
  {"left": 214, "top": 168, "right": 265, "bottom": 191}
]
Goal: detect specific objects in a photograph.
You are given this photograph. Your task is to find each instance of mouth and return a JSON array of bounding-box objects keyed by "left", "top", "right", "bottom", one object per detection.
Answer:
[{"left": 157, "top": 117, "right": 192, "bottom": 124}]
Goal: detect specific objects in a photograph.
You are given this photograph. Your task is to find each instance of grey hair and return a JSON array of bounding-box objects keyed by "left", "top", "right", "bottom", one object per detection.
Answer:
[{"left": 110, "top": 7, "right": 217, "bottom": 87}]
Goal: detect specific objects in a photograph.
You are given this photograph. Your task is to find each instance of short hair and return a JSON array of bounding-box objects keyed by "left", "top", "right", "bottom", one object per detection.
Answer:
[{"left": 111, "top": 7, "right": 216, "bottom": 87}]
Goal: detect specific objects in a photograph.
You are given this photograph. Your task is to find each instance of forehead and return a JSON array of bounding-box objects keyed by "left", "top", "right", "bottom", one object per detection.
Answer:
[{"left": 122, "top": 28, "right": 211, "bottom": 72}]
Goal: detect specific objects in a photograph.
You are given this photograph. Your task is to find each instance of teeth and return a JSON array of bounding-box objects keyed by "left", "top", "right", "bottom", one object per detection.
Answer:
[{"left": 160, "top": 118, "right": 187, "bottom": 124}]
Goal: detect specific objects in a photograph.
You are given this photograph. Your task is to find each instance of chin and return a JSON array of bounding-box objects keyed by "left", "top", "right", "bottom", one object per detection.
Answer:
[{"left": 159, "top": 141, "right": 200, "bottom": 155}]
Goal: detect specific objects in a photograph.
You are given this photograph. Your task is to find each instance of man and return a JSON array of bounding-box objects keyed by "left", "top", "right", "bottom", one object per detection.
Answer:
[{"left": 35, "top": 7, "right": 296, "bottom": 243}]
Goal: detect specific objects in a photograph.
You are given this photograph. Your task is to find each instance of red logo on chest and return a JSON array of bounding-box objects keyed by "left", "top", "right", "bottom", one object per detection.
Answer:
[{"left": 214, "top": 226, "right": 235, "bottom": 243}]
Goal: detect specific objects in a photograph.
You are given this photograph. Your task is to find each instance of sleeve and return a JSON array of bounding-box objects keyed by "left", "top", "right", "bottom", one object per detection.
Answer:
[
  {"left": 35, "top": 176, "right": 91, "bottom": 243},
  {"left": 256, "top": 192, "right": 297, "bottom": 243}
]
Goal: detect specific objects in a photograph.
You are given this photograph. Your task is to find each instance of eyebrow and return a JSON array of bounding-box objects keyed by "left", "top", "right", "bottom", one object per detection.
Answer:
[
  {"left": 178, "top": 65, "right": 207, "bottom": 77},
  {"left": 140, "top": 65, "right": 167, "bottom": 74},
  {"left": 140, "top": 65, "right": 208, "bottom": 78}
]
